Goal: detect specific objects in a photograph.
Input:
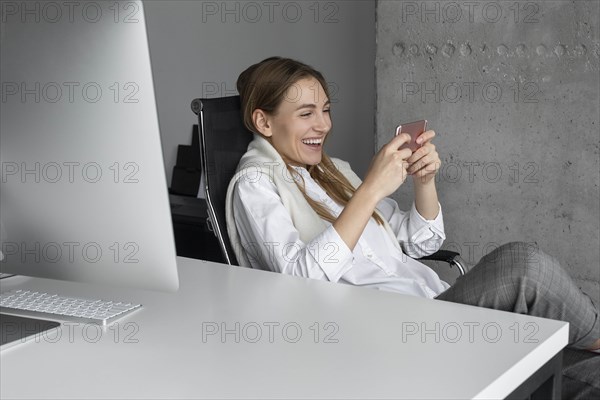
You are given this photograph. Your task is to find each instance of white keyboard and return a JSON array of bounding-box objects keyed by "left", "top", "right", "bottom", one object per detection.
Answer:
[{"left": 0, "top": 290, "right": 141, "bottom": 326}]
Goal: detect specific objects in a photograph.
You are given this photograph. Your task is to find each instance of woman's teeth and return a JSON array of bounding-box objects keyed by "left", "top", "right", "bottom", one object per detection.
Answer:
[{"left": 302, "top": 139, "right": 322, "bottom": 145}]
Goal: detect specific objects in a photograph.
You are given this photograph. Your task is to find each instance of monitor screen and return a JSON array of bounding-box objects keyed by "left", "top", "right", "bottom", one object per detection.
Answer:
[{"left": 0, "top": 0, "right": 179, "bottom": 291}]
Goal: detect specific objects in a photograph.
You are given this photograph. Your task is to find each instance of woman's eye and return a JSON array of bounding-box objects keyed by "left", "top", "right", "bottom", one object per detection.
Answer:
[
  {"left": 301, "top": 112, "right": 312, "bottom": 117},
  {"left": 324, "top": 109, "right": 331, "bottom": 113}
]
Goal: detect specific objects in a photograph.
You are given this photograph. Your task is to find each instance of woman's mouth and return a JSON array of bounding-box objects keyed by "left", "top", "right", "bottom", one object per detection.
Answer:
[{"left": 301, "top": 137, "right": 323, "bottom": 150}]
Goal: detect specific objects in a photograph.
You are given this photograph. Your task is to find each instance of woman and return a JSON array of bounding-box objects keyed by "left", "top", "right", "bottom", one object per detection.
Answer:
[{"left": 224, "top": 57, "right": 599, "bottom": 355}]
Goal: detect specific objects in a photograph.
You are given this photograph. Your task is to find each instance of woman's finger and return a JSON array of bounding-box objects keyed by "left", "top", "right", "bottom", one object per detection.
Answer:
[
  {"left": 407, "top": 156, "right": 429, "bottom": 174},
  {"left": 407, "top": 142, "right": 433, "bottom": 164},
  {"left": 409, "top": 152, "right": 440, "bottom": 174},
  {"left": 412, "top": 161, "right": 440, "bottom": 178},
  {"left": 416, "top": 129, "right": 436, "bottom": 145}
]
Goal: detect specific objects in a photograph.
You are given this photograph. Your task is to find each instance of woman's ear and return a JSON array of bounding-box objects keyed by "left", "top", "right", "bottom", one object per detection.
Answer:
[{"left": 252, "top": 109, "right": 273, "bottom": 138}]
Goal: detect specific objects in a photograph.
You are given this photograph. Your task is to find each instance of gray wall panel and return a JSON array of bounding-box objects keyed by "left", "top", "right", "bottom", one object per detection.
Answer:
[{"left": 376, "top": 0, "right": 599, "bottom": 294}]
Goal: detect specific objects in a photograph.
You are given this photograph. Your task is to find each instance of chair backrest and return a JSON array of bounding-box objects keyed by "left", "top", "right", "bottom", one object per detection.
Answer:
[{"left": 191, "top": 96, "right": 253, "bottom": 266}]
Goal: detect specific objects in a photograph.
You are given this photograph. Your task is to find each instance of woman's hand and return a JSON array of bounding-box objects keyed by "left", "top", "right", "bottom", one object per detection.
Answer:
[
  {"left": 406, "top": 130, "right": 441, "bottom": 185},
  {"left": 333, "top": 134, "right": 412, "bottom": 252},
  {"left": 361, "top": 133, "right": 413, "bottom": 202}
]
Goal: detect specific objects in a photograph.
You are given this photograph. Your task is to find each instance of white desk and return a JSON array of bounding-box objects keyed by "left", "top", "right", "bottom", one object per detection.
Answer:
[{"left": 1, "top": 257, "right": 568, "bottom": 399}]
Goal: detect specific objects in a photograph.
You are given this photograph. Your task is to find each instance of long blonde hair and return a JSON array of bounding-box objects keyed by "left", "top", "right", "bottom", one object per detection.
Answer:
[{"left": 237, "top": 57, "right": 383, "bottom": 225}]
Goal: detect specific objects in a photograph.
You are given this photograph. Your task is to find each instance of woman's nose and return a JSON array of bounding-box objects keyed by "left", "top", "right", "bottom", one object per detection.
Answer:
[{"left": 314, "top": 112, "right": 331, "bottom": 132}]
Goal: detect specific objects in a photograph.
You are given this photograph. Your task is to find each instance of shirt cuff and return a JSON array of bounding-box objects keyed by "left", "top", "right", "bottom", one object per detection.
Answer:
[
  {"left": 307, "top": 225, "right": 354, "bottom": 283},
  {"left": 408, "top": 202, "right": 446, "bottom": 242}
]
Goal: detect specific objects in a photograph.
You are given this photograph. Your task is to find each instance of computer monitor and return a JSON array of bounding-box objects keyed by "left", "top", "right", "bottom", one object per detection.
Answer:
[{"left": 0, "top": 0, "right": 179, "bottom": 291}]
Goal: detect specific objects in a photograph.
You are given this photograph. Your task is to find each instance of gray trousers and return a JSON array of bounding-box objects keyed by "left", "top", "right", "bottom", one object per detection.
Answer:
[{"left": 435, "top": 241, "right": 599, "bottom": 399}]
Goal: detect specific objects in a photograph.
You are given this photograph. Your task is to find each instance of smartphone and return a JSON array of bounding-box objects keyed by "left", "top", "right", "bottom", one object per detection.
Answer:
[{"left": 395, "top": 119, "right": 428, "bottom": 152}]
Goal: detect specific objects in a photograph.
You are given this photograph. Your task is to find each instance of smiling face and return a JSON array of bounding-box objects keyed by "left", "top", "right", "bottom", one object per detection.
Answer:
[{"left": 252, "top": 77, "right": 331, "bottom": 168}]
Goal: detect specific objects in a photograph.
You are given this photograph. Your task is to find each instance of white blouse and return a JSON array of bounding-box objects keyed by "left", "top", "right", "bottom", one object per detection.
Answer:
[{"left": 232, "top": 165, "right": 450, "bottom": 298}]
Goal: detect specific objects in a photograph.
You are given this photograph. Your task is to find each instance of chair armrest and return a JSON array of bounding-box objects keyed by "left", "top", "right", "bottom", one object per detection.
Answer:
[
  {"left": 418, "top": 250, "right": 460, "bottom": 263},
  {"left": 417, "top": 250, "right": 469, "bottom": 276}
]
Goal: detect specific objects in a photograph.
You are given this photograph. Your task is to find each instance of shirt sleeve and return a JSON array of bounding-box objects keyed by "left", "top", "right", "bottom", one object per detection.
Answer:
[
  {"left": 376, "top": 197, "right": 446, "bottom": 258},
  {"left": 232, "top": 177, "right": 354, "bottom": 282}
]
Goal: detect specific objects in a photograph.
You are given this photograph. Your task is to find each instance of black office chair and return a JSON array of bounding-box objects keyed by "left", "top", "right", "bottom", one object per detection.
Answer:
[
  {"left": 191, "top": 96, "right": 252, "bottom": 266},
  {"left": 191, "top": 95, "right": 468, "bottom": 275}
]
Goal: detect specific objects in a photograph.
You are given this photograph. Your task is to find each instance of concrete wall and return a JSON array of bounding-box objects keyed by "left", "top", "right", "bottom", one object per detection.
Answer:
[
  {"left": 144, "top": 0, "right": 375, "bottom": 184},
  {"left": 376, "top": 1, "right": 599, "bottom": 295}
]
